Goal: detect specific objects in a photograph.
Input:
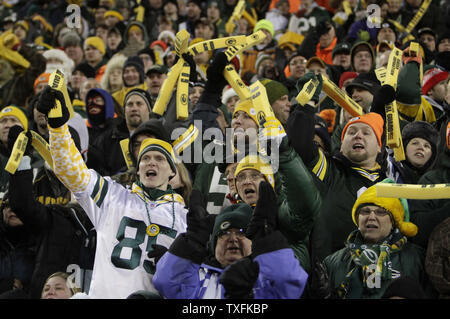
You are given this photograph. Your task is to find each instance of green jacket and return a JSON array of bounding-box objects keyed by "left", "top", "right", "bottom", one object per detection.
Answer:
[
  {"left": 277, "top": 143, "right": 322, "bottom": 273},
  {"left": 409, "top": 143, "right": 450, "bottom": 249},
  {"left": 309, "top": 151, "right": 387, "bottom": 261},
  {"left": 324, "top": 237, "right": 429, "bottom": 299}
]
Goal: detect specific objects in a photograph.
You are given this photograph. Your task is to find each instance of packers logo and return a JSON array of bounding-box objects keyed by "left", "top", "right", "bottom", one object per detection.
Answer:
[
  {"left": 257, "top": 111, "right": 265, "bottom": 123},
  {"left": 220, "top": 221, "right": 231, "bottom": 230},
  {"left": 226, "top": 39, "right": 236, "bottom": 46},
  {"left": 181, "top": 94, "right": 188, "bottom": 105},
  {"left": 1, "top": 107, "right": 12, "bottom": 113}
]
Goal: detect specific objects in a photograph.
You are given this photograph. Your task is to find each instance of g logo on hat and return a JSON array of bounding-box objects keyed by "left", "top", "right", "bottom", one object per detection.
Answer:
[
  {"left": 220, "top": 221, "right": 230, "bottom": 230},
  {"left": 1, "top": 107, "right": 12, "bottom": 113}
]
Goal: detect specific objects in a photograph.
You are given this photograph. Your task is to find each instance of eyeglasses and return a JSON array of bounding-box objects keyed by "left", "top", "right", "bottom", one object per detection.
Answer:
[
  {"left": 217, "top": 229, "right": 246, "bottom": 240},
  {"left": 290, "top": 59, "right": 307, "bottom": 66},
  {"left": 235, "top": 172, "right": 264, "bottom": 183},
  {"left": 358, "top": 207, "right": 389, "bottom": 217}
]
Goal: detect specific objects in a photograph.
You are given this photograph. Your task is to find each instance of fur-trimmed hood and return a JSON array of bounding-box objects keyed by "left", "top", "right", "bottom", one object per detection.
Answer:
[{"left": 100, "top": 53, "right": 127, "bottom": 93}]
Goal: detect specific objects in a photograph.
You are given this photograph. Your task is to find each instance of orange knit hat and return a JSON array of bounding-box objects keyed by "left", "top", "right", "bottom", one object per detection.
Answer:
[{"left": 341, "top": 112, "right": 384, "bottom": 147}]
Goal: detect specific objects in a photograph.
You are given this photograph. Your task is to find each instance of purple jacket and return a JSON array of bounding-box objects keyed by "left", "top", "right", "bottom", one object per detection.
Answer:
[{"left": 153, "top": 248, "right": 308, "bottom": 299}]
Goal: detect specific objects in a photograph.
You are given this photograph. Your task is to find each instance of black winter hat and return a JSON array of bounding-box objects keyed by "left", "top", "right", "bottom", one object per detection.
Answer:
[
  {"left": 345, "top": 71, "right": 381, "bottom": 96},
  {"left": 437, "top": 30, "right": 450, "bottom": 48},
  {"left": 435, "top": 51, "right": 450, "bottom": 72},
  {"left": 402, "top": 120, "right": 438, "bottom": 168},
  {"left": 128, "top": 119, "right": 170, "bottom": 165},
  {"left": 123, "top": 55, "right": 145, "bottom": 84},
  {"left": 138, "top": 47, "right": 156, "bottom": 65},
  {"left": 73, "top": 62, "right": 96, "bottom": 79}
]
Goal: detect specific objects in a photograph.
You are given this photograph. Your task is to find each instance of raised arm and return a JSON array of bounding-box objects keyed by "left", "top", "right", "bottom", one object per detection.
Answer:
[{"left": 36, "top": 86, "right": 91, "bottom": 193}]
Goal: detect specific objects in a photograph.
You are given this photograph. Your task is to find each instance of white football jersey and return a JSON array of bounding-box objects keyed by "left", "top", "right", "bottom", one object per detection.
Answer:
[{"left": 75, "top": 170, "right": 188, "bottom": 299}]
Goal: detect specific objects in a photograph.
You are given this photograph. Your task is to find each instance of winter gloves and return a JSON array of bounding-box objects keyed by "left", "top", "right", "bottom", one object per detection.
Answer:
[
  {"left": 7, "top": 125, "right": 32, "bottom": 156},
  {"left": 296, "top": 71, "right": 323, "bottom": 104},
  {"left": 204, "top": 51, "right": 229, "bottom": 95},
  {"left": 246, "top": 182, "right": 278, "bottom": 241},
  {"left": 36, "top": 85, "right": 70, "bottom": 128},
  {"left": 219, "top": 257, "right": 259, "bottom": 299},
  {"left": 220, "top": 181, "right": 290, "bottom": 299},
  {"left": 186, "top": 190, "right": 216, "bottom": 249}
]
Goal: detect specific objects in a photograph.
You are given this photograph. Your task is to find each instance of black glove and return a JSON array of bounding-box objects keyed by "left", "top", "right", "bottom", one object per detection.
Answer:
[
  {"left": 147, "top": 244, "right": 168, "bottom": 265},
  {"left": 245, "top": 181, "right": 278, "bottom": 241},
  {"left": 371, "top": 84, "right": 396, "bottom": 116},
  {"left": 309, "top": 258, "right": 334, "bottom": 299},
  {"left": 219, "top": 257, "right": 259, "bottom": 299},
  {"left": 7, "top": 125, "right": 32, "bottom": 155},
  {"left": 186, "top": 190, "right": 216, "bottom": 247},
  {"left": 181, "top": 52, "right": 198, "bottom": 83},
  {"left": 204, "top": 51, "right": 229, "bottom": 94},
  {"left": 295, "top": 71, "right": 323, "bottom": 104},
  {"left": 36, "top": 85, "right": 70, "bottom": 128}
]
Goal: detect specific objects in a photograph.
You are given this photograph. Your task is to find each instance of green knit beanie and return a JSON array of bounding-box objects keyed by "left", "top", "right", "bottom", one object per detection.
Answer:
[
  {"left": 260, "top": 78, "right": 289, "bottom": 105},
  {"left": 209, "top": 203, "right": 253, "bottom": 254}
]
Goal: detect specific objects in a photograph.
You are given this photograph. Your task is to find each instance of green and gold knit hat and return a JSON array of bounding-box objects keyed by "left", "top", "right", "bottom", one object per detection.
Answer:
[{"left": 137, "top": 138, "right": 177, "bottom": 174}]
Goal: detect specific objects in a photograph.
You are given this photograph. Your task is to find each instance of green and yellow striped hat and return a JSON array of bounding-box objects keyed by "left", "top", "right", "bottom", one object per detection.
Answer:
[{"left": 137, "top": 138, "right": 177, "bottom": 174}]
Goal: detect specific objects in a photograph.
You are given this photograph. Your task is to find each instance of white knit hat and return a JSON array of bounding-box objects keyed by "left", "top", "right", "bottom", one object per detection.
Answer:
[
  {"left": 43, "top": 49, "right": 75, "bottom": 83},
  {"left": 221, "top": 86, "right": 238, "bottom": 105}
]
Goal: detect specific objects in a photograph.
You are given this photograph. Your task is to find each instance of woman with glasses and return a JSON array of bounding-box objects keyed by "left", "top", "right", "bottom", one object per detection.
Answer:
[{"left": 312, "top": 179, "right": 433, "bottom": 299}]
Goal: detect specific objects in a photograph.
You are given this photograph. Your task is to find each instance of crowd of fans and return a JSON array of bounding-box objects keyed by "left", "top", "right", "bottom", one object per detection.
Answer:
[{"left": 0, "top": 0, "right": 449, "bottom": 299}]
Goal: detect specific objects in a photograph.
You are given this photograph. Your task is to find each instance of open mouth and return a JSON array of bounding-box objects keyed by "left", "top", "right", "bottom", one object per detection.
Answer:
[
  {"left": 414, "top": 152, "right": 424, "bottom": 158},
  {"left": 145, "top": 169, "right": 157, "bottom": 177},
  {"left": 365, "top": 224, "right": 378, "bottom": 229},
  {"left": 352, "top": 143, "right": 364, "bottom": 150},
  {"left": 244, "top": 188, "right": 255, "bottom": 195},
  {"left": 227, "top": 246, "right": 241, "bottom": 253}
]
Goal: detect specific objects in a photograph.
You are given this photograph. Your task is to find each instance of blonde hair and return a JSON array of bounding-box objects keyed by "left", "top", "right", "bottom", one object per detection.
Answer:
[
  {"left": 175, "top": 162, "right": 192, "bottom": 206},
  {"left": 42, "top": 272, "right": 82, "bottom": 297}
]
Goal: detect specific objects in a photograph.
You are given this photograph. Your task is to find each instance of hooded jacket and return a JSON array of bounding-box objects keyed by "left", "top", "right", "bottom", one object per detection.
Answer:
[
  {"left": 409, "top": 139, "right": 450, "bottom": 249},
  {"left": 122, "top": 21, "right": 150, "bottom": 54},
  {"left": 85, "top": 88, "right": 116, "bottom": 143},
  {"left": 86, "top": 116, "right": 129, "bottom": 176}
]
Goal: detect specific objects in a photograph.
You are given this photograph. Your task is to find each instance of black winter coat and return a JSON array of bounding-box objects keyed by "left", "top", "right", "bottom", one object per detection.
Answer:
[{"left": 9, "top": 169, "right": 96, "bottom": 298}]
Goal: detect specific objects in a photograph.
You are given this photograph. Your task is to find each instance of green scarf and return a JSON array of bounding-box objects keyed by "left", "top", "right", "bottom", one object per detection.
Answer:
[
  {"left": 337, "top": 229, "right": 407, "bottom": 299},
  {"left": 136, "top": 180, "right": 175, "bottom": 201}
]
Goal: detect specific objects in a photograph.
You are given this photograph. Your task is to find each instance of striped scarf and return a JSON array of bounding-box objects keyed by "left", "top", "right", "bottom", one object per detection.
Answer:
[{"left": 337, "top": 229, "right": 407, "bottom": 298}]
